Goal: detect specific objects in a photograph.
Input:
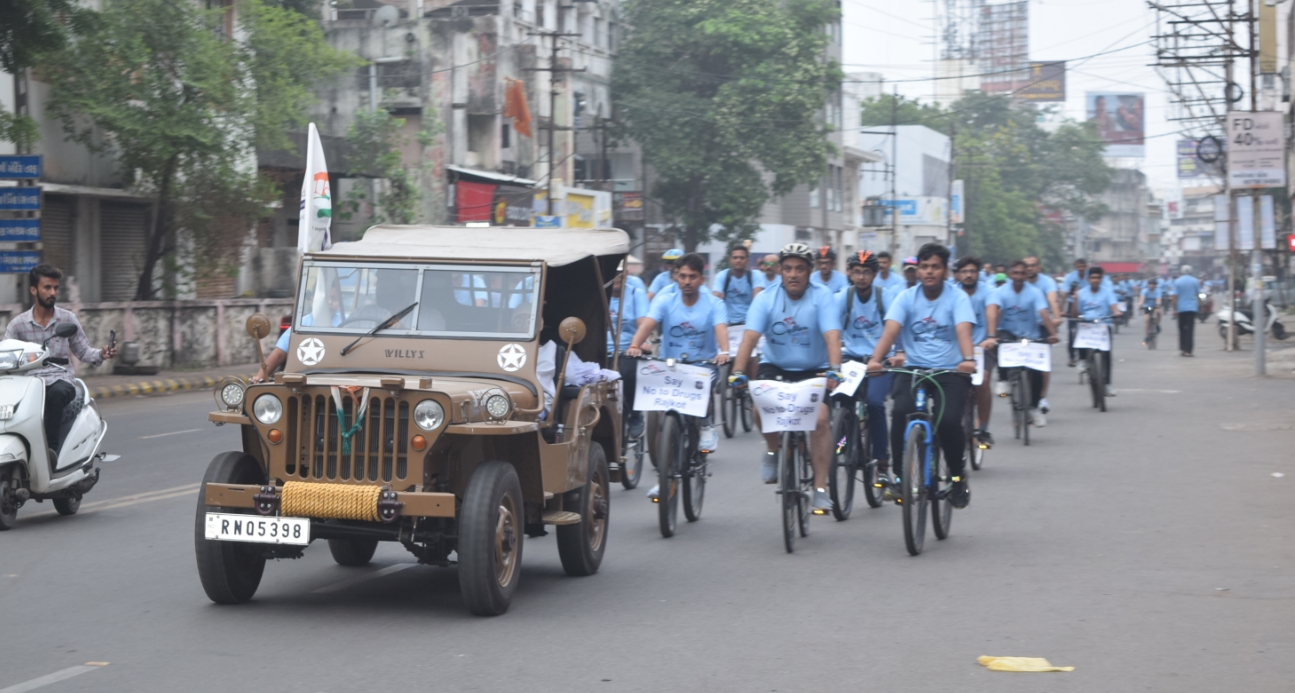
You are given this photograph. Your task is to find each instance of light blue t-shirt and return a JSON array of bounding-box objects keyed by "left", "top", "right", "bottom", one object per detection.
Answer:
[
  {"left": 746, "top": 283, "right": 839, "bottom": 371},
  {"left": 959, "top": 282, "right": 991, "bottom": 344},
  {"left": 760, "top": 274, "right": 782, "bottom": 292},
  {"left": 648, "top": 271, "right": 675, "bottom": 296},
  {"left": 276, "top": 327, "right": 292, "bottom": 353},
  {"left": 626, "top": 275, "right": 646, "bottom": 294},
  {"left": 875, "top": 271, "right": 906, "bottom": 295},
  {"left": 836, "top": 285, "right": 890, "bottom": 359},
  {"left": 647, "top": 290, "right": 728, "bottom": 360},
  {"left": 1142, "top": 286, "right": 1163, "bottom": 306},
  {"left": 885, "top": 285, "right": 976, "bottom": 369},
  {"left": 713, "top": 268, "right": 761, "bottom": 324},
  {"left": 811, "top": 269, "right": 849, "bottom": 293},
  {"left": 1027, "top": 273, "right": 1059, "bottom": 296},
  {"left": 608, "top": 284, "right": 649, "bottom": 352},
  {"left": 1062, "top": 270, "right": 1113, "bottom": 294},
  {"left": 1173, "top": 275, "right": 1201, "bottom": 312},
  {"left": 1076, "top": 285, "right": 1118, "bottom": 321},
  {"left": 988, "top": 283, "right": 1049, "bottom": 340}
]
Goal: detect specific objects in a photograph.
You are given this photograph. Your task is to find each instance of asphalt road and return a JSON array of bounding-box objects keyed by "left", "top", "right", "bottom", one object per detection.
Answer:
[{"left": 2, "top": 321, "right": 1291, "bottom": 692}]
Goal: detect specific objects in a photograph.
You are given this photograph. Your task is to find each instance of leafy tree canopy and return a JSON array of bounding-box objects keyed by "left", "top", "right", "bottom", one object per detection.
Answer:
[
  {"left": 0, "top": 0, "right": 95, "bottom": 147},
  {"left": 613, "top": 0, "right": 842, "bottom": 251},
  {"left": 862, "top": 92, "right": 1113, "bottom": 268}
]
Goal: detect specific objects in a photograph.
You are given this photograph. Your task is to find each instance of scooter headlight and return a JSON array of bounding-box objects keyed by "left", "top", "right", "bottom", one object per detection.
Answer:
[
  {"left": 253, "top": 394, "right": 283, "bottom": 425},
  {"left": 0, "top": 350, "right": 21, "bottom": 371}
]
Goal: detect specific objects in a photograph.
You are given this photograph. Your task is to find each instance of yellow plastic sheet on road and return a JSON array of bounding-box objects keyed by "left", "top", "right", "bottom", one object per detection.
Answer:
[{"left": 978, "top": 656, "right": 1075, "bottom": 672}]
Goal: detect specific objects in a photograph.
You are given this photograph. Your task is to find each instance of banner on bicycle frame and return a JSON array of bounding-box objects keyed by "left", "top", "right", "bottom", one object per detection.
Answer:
[
  {"left": 632, "top": 361, "right": 713, "bottom": 417},
  {"left": 998, "top": 341, "right": 1052, "bottom": 371},
  {"left": 834, "top": 360, "right": 869, "bottom": 398},
  {"left": 972, "top": 347, "right": 985, "bottom": 386},
  {"left": 1073, "top": 322, "right": 1111, "bottom": 351},
  {"left": 749, "top": 378, "right": 827, "bottom": 432}
]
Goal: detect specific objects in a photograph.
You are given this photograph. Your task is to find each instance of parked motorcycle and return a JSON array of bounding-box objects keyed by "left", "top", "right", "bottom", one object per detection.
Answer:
[
  {"left": 0, "top": 323, "right": 116, "bottom": 530},
  {"left": 1197, "top": 292, "right": 1214, "bottom": 323},
  {"left": 1215, "top": 300, "right": 1288, "bottom": 342}
]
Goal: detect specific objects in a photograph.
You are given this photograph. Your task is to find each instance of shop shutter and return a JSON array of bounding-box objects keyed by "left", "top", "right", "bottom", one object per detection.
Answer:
[
  {"left": 100, "top": 203, "right": 150, "bottom": 301},
  {"left": 40, "top": 195, "right": 74, "bottom": 273}
]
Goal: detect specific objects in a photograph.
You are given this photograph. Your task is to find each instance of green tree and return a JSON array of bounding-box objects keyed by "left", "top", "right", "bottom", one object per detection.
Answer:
[
  {"left": 42, "top": 0, "right": 355, "bottom": 299},
  {"left": 0, "top": 0, "right": 94, "bottom": 148},
  {"left": 861, "top": 92, "right": 1112, "bottom": 267},
  {"left": 613, "top": 0, "right": 842, "bottom": 251}
]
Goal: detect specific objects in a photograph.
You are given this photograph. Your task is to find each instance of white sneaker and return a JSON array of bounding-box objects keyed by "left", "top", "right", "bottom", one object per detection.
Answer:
[
  {"left": 1038, "top": 397, "right": 1050, "bottom": 414},
  {"left": 646, "top": 484, "right": 660, "bottom": 501},
  {"left": 993, "top": 380, "right": 1010, "bottom": 397},
  {"left": 1078, "top": 361, "right": 1089, "bottom": 374},
  {"left": 698, "top": 425, "right": 718, "bottom": 453},
  {"left": 1030, "top": 408, "right": 1047, "bottom": 427},
  {"left": 1105, "top": 386, "right": 1116, "bottom": 397}
]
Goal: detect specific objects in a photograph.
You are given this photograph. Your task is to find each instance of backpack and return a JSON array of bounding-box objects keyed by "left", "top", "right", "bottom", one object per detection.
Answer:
[
  {"left": 842, "top": 285, "right": 884, "bottom": 329},
  {"left": 722, "top": 269, "right": 752, "bottom": 299}
]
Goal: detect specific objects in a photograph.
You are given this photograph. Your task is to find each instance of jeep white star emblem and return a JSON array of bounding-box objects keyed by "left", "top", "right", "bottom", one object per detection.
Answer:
[
  {"left": 297, "top": 338, "right": 326, "bottom": 366},
  {"left": 497, "top": 343, "right": 526, "bottom": 372}
]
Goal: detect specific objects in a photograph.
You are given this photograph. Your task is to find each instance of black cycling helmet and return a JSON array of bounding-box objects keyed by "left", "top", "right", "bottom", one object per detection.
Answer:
[
  {"left": 778, "top": 242, "right": 814, "bottom": 266},
  {"left": 847, "top": 250, "right": 880, "bottom": 273},
  {"left": 816, "top": 245, "right": 837, "bottom": 261}
]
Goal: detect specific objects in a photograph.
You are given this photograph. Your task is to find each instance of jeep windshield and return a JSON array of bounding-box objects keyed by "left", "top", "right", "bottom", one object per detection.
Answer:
[{"left": 295, "top": 261, "right": 541, "bottom": 340}]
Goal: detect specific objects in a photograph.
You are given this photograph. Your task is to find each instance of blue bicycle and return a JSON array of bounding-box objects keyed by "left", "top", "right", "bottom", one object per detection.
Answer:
[{"left": 888, "top": 368, "right": 970, "bottom": 556}]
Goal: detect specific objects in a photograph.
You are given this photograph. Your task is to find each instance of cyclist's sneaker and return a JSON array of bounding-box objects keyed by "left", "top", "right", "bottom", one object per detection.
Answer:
[
  {"left": 761, "top": 451, "right": 778, "bottom": 484},
  {"left": 627, "top": 412, "right": 645, "bottom": 439},
  {"left": 950, "top": 475, "right": 970, "bottom": 509},
  {"left": 812, "top": 487, "right": 833, "bottom": 514},
  {"left": 1068, "top": 358, "right": 1077, "bottom": 367},
  {"left": 976, "top": 429, "right": 995, "bottom": 448},
  {"left": 993, "top": 379, "right": 1010, "bottom": 397},
  {"left": 1078, "top": 360, "right": 1088, "bottom": 374},
  {"left": 882, "top": 479, "right": 901, "bottom": 503},
  {"left": 646, "top": 484, "right": 660, "bottom": 501},
  {"left": 1030, "top": 408, "right": 1047, "bottom": 427},
  {"left": 1105, "top": 386, "right": 1117, "bottom": 397},
  {"left": 1039, "top": 397, "right": 1050, "bottom": 414},
  {"left": 698, "top": 425, "right": 719, "bottom": 453}
]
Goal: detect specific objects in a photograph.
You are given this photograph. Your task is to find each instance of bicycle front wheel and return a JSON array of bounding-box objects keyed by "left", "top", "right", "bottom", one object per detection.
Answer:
[
  {"left": 1010, "top": 373, "right": 1024, "bottom": 441},
  {"left": 1088, "top": 352, "right": 1104, "bottom": 411},
  {"left": 620, "top": 431, "right": 646, "bottom": 490},
  {"left": 740, "top": 389, "right": 753, "bottom": 432},
  {"left": 780, "top": 432, "right": 797, "bottom": 553},
  {"left": 682, "top": 442, "right": 705, "bottom": 523},
  {"left": 656, "top": 414, "right": 682, "bottom": 538},
  {"left": 964, "top": 395, "right": 984, "bottom": 471},
  {"left": 901, "top": 426, "right": 928, "bottom": 556},
  {"left": 1020, "top": 369, "right": 1031, "bottom": 447},
  {"left": 828, "top": 405, "right": 856, "bottom": 521},
  {"left": 797, "top": 433, "right": 812, "bottom": 536},
  {"left": 719, "top": 364, "right": 735, "bottom": 439}
]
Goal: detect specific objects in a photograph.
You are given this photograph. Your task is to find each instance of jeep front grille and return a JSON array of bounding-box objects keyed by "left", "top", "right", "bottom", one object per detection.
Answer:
[{"left": 281, "top": 392, "right": 414, "bottom": 485}]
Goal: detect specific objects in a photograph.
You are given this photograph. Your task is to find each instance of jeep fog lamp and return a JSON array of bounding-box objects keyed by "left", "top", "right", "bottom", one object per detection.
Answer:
[
  {"left": 485, "top": 393, "right": 511, "bottom": 420},
  {"left": 413, "top": 400, "right": 444, "bottom": 431},
  {"left": 220, "top": 382, "right": 245, "bottom": 408},
  {"left": 253, "top": 394, "right": 282, "bottom": 425}
]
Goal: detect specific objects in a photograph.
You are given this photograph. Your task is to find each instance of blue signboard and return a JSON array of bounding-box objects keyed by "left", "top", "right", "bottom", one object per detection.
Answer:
[
  {"left": 0, "top": 219, "right": 40, "bottom": 241},
  {"left": 0, "top": 156, "right": 41, "bottom": 179},
  {"left": 0, "top": 251, "right": 42, "bottom": 273},
  {"left": 0, "top": 188, "right": 39, "bottom": 210},
  {"left": 534, "top": 215, "right": 561, "bottom": 228}
]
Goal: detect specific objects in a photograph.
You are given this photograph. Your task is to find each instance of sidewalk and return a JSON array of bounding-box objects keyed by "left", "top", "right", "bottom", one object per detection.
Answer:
[{"left": 81, "top": 363, "right": 259, "bottom": 400}]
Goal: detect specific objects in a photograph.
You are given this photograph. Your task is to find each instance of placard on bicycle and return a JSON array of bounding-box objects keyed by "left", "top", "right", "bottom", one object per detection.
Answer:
[
  {"left": 998, "top": 341, "right": 1052, "bottom": 371},
  {"left": 632, "top": 361, "right": 712, "bottom": 417},
  {"left": 1073, "top": 322, "right": 1111, "bottom": 351},
  {"left": 749, "top": 378, "right": 826, "bottom": 432}
]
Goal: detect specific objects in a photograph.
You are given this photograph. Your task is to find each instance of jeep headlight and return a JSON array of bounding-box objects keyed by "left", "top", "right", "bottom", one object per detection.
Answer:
[
  {"left": 413, "top": 399, "right": 445, "bottom": 431},
  {"left": 485, "top": 393, "right": 511, "bottom": 420},
  {"left": 252, "top": 394, "right": 282, "bottom": 425}
]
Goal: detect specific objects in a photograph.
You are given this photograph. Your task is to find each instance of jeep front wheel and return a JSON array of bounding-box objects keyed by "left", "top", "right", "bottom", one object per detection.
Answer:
[
  {"left": 194, "top": 452, "right": 267, "bottom": 604},
  {"left": 457, "top": 461, "right": 524, "bottom": 616}
]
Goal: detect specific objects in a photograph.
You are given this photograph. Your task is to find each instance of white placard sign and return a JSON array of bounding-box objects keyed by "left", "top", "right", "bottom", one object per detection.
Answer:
[
  {"left": 749, "top": 378, "right": 827, "bottom": 432},
  {"left": 632, "top": 361, "right": 713, "bottom": 417},
  {"left": 1117, "top": 301, "right": 1128, "bottom": 313},
  {"left": 998, "top": 341, "right": 1052, "bottom": 371},
  {"left": 972, "top": 347, "right": 984, "bottom": 386},
  {"left": 1073, "top": 322, "right": 1111, "bottom": 351},
  {"left": 727, "top": 326, "right": 745, "bottom": 357},
  {"left": 834, "top": 360, "right": 869, "bottom": 398}
]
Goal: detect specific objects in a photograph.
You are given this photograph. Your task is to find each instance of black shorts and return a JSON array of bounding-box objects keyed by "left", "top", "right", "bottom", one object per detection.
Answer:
[{"left": 756, "top": 363, "right": 821, "bottom": 383}]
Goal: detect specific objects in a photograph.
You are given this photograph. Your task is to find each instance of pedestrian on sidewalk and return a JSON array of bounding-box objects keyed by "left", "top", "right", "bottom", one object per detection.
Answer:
[{"left": 1171, "top": 265, "right": 1200, "bottom": 357}]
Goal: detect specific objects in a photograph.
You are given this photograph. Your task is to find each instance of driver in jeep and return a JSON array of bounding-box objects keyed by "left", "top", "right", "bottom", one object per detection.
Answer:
[{"left": 5, "top": 264, "right": 117, "bottom": 449}]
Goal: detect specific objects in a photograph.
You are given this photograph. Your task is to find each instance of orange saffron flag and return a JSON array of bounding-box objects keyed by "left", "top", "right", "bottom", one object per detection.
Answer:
[{"left": 503, "top": 78, "right": 532, "bottom": 138}]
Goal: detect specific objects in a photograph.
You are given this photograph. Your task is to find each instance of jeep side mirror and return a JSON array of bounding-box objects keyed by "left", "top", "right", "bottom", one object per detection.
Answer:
[
  {"left": 559, "top": 317, "right": 586, "bottom": 346},
  {"left": 54, "top": 323, "right": 77, "bottom": 339},
  {"left": 246, "top": 313, "right": 272, "bottom": 373}
]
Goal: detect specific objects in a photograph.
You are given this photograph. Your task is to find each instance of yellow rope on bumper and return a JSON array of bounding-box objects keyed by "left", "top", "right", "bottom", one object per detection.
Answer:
[{"left": 281, "top": 481, "right": 382, "bottom": 522}]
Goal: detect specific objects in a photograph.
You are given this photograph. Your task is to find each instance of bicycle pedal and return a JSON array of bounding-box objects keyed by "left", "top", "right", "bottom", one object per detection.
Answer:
[{"left": 812, "top": 508, "right": 828, "bottom": 516}]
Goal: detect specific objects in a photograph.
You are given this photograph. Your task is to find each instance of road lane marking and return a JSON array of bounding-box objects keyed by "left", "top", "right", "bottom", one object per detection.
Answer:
[
  {"left": 22, "top": 484, "right": 201, "bottom": 520},
  {"left": 313, "top": 563, "right": 415, "bottom": 594},
  {"left": 139, "top": 428, "right": 203, "bottom": 439},
  {"left": 0, "top": 663, "right": 107, "bottom": 693}
]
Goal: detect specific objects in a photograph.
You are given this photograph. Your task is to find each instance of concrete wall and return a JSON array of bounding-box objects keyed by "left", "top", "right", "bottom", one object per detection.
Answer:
[{"left": 0, "top": 298, "right": 294, "bottom": 376}]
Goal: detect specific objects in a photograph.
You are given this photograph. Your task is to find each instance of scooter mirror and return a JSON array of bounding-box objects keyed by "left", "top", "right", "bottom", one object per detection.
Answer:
[
  {"left": 245, "top": 313, "right": 272, "bottom": 341},
  {"left": 54, "top": 323, "right": 77, "bottom": 339}
]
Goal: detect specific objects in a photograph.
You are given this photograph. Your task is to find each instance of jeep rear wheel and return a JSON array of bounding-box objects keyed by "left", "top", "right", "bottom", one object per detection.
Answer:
[
  {"left": 557, "top": 445, "right": 609, "bottom": 576},
  {"left": 458, "top": 461, "right": 524, "bottom": 616},
  {"left": 194, "top": 452, "right": 267, "bottom": 604}
]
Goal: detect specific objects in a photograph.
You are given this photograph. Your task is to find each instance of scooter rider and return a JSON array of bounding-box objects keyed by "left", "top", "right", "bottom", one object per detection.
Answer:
[{"left": 5, "top": 264, "right": 117, "bottom": 449}]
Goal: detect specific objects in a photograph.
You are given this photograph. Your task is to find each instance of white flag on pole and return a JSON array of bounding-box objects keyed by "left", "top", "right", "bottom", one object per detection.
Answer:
[{"left": 298, "top": 122, "right": 333, "bottom": 254}]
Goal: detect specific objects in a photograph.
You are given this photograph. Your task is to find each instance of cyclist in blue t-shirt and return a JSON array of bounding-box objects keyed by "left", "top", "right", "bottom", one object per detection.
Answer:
[
  {"left": 647, "top": 248, "right": 683, "bottom": 300},
  {"left": 1070, "top": 265, "right": 1121, "bottom": 396},
  {"left": 954, "top": 256, "right": 1000, "bottom": 447},
  {"left": 986, "top": 260, "right": 1058, "bottom": 427},
  {"left": 837, "top": 250, "right": 894, "bottom": 475},
  {"left": 874, "top": 251, "right": 907, "bottom": 295},
  {"left": 811, "top": 246, "right": 849, "bottom": 293},
  {"left": 609, "top": 270, "right": 650, "bottom": 440},
  {"left": 730, "top": 243, "right": 844, "bottom": 513},
  {"left": 867, "top": 243, "right": 976, "bottom": 509},
  {"left": 712, "top": 244, "right": 763, "bottom": 326},
  {"left": 1140, "top": 276, "right": 1164, "bottom": 344},
  {"left": 1022, "top": 255, "right": 1060, "bottom": 413}
]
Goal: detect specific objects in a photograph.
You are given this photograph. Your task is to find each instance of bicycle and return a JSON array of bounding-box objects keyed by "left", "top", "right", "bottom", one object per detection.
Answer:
[
  {"left": 963, "top": 383, "right": 988, "bottom": 470},
  {"left": 643, "top": 357, "right": 712, "bottom": 538},
  {"left": 718, "top": 362, "right": 754, "bottom": 438},
  {"left": 997, "top": 337, "right": 1048, "bottom": 446},
  {"left": 1144, "top": 305, "right": 1161, "bottom": 350},
  {"left": 1071, "top": 318, "right": 1111, "bottom": 413},
  {"left": 778, "top": 426, "right": 814, "bottom": 553},
  {"left": 883, "top": 367, "right": 969, "bottom": 556},
  {"left": 828, "top": 374, "right": 884, "bottom": 518},
  {"left": 619, "top": 400, "right": 647, "bottom": 490}
]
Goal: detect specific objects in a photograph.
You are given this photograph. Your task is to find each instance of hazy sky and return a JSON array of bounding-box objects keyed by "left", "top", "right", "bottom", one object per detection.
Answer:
[{"left": 841, "top": 0, "right": 1186, "bottom": 195}]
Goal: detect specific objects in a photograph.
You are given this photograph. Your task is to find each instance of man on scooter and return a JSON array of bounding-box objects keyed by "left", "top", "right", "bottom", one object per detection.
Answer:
[{"left": 4, "top": 265, "right": 117, "bottom": 450}]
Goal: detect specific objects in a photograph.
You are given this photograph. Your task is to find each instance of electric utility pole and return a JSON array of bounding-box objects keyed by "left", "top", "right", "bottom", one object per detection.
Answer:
[{"left": 527, "top": 5, "right": 584, "bottom": 216}]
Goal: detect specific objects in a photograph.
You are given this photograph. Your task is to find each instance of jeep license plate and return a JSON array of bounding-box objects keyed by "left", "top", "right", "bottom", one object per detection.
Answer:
[{"left": 205, "top": 513, "right": 310, "bottom": 545}]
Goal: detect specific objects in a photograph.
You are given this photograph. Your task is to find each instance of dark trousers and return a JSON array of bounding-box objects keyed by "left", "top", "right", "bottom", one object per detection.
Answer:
[
  {"left": 615, "top": 355, "right": 642, "bottom": 425},
  {"left": 998, "top": 366, "right": 1043, "bottom": 407},
  {"left": 1067, "top": 319, "right": 1078, "bottom": 360},
  {"left": 1177, "top": 312, "right": 1196, "bottom": 354},
  {"left": 890, "top": 372, "right": 970, "bottom": 478},
  {"left": 1076, "top": 349, "right": 1113, "bottom": 384},
  {"left": 44, "top": 379, "right": 76, "bottom": 450}
]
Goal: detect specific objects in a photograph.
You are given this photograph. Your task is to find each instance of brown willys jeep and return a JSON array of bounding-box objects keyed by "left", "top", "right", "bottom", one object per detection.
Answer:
[{"left": 196, "top": 226, "right": 628, "bottom": 615}]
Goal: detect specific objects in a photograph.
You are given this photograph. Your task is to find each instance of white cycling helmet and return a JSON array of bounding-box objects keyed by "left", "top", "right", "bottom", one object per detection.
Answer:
[{"left": 778, "top": 242, "right": 814, "bottom": 266}]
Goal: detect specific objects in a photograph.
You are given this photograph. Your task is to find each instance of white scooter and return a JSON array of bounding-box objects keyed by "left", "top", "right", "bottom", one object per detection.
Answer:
[
  {"left": 1215, "top": 299, "right": 1288, "bottom": 342},
  {"left": 0, "top": 323, "right": 115, "bottom": 529}
]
